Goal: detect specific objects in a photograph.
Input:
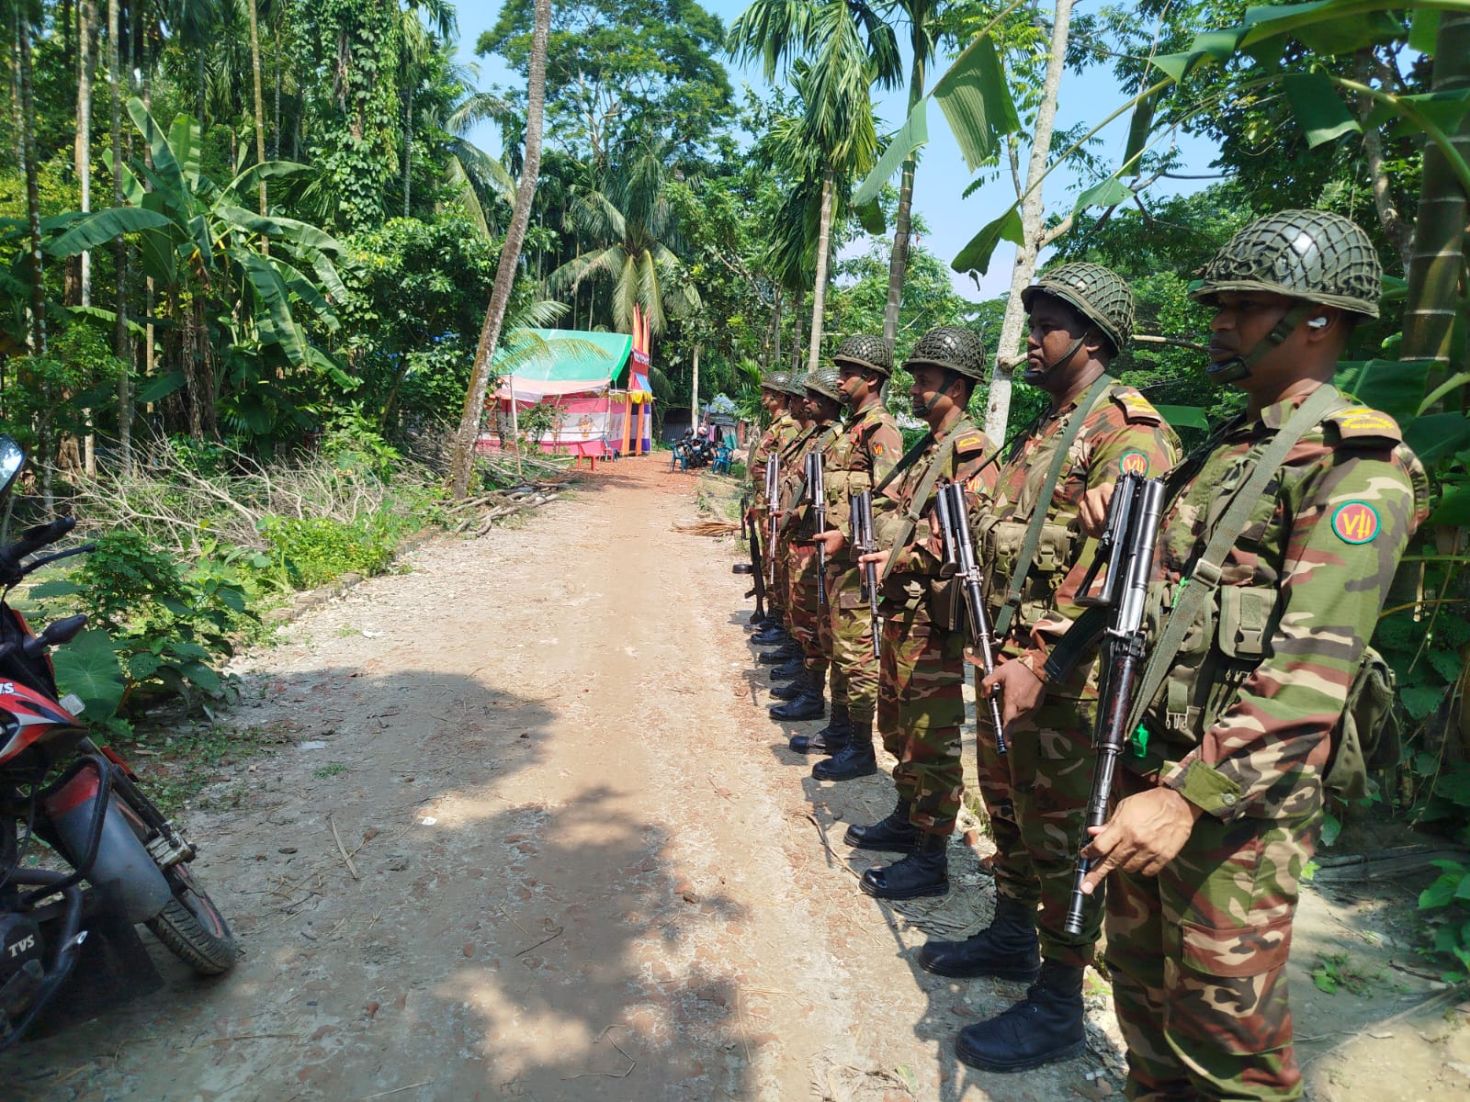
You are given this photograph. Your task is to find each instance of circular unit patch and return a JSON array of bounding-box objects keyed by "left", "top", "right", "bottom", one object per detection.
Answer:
[
  {"left": 1119, "top": 450, "right": 1150, "bottom": 476},
  {"left": 1331, "top": 501, "right": 1380, "bottom": 544}
]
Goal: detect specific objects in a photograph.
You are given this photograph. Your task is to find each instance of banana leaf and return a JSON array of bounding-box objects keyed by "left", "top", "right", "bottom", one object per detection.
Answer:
[{"left": 44, "top": 207, "right": 173, "bottom": 257}]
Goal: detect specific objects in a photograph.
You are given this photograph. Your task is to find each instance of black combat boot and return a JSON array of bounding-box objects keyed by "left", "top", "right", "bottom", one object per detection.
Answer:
[
  {"left": 757, "top": 642, "right": 802, "bottom": 664},
  {"left": 751, "top": 624, "right": 789, "bottom": 647},
  {"left": 844, "top": 799, "right": 918, "bottom": 853},
  {"left": 770, "top": 656, "right": 805, "bottom": 682},
  {"left": 790, "top": 702, "right": 850, "bottom": 754},
  {"left": 769, "top": 669, "right": 810, "bottom": 701},
  {"left": 770, "top": 670, "right": 825, "bottom": 721},
  {"left": 917, "top": 896, "right": 1040, "bottom": 981},
  {"left": 811, "top": 718, "right": 877, "bottom": 780},
  {"left": 861, "top": 831, "right": 949, "bottom": 900},
  {"left": 954, "top": 960, "right": 1086, "bottom": 1072}
]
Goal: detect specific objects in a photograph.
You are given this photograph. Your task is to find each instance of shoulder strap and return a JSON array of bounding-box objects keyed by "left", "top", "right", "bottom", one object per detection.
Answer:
[
  {"left": 994, "top": 374, "right": 1114, "bottom": 637},
  {"left": 1124, "top": 384, "right": 1348, "bottom": 737},
  {"left": 875, "top": 430, "right": 934, "bottom": 495},
  {"left": 880, "top": 431, "right": 964, "bottom": 582}
]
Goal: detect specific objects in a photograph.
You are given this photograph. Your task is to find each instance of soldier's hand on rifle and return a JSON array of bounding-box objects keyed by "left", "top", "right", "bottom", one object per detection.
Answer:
[
  {"left": 857, "top": 547, "right": 893, "bottom": 575},
  {"left": 1078, "top": 787, "right": 1204, "bottom": 893},
  {"left": 1079, "top": 483, "right": 1115, "bottom": 538},
  {"left": 978, "top": 657, "right": 1046, "bottom": 728},
  {"left": 816, "top": 529, "right": 845, "bottom": 557}
]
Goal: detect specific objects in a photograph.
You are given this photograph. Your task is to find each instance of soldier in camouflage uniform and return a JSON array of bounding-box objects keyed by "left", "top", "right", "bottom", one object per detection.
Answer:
[
  {"left": 770, "top": 369, "right": 845, "bottom": 721},
  {"left": 752, "top": 373, "right": 812, "bottom": 660},
  {"left": 794, "top": 336, "right": 904, "bottom": 776},
  {"left": 746, "top": 370, "right": 800, "bottom": 632},
  {"left": 917, "top": 265, "right": 1181, "bottom": 1072},
  {"left": 1059, "top": 212, "right": 1428, "bottom": 1100},
  {"left": 847, "top": 328, "right": 1000, "bottom": 899}
]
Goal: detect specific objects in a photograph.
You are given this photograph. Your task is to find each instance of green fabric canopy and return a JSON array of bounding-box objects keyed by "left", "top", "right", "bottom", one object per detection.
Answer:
[{"left": 493, "top": 330, "right": 634, "bottom": 398}]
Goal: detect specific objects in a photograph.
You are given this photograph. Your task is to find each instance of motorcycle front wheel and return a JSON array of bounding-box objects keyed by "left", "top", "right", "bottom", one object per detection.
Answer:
[{"left": 145, "top": 860, "right": 238, "bottom": 975}]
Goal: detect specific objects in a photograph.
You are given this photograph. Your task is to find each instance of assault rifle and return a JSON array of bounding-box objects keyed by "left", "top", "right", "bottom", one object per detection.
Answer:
[
  {"left": 806, "top": 451, "right": 827, "bottom": 607},
  {"left": 764, "top": 456, "right": 779, "bottom": 590},
  {"left": 1061, "top": 473, "right": 1168, "bottom": 935},
  {"left": 936, "top": 483, "right": 1008, "bottom": 757},
  {"left": 735, "top": 492, "right": 768, "bottom": 620},
  {"left": 851, "top": 490, "right": 881, "bottom": 659}
]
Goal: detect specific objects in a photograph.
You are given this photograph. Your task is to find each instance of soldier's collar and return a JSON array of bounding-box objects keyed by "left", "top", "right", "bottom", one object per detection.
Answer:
[{"left": 1254, "top": 389, "right": 1320, "bottom": 432}]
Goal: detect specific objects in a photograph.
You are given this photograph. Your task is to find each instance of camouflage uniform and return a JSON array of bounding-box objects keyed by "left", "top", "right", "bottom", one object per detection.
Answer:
[
  {"left": 820, "top": 394, "right": 902, "bottom": 726},
  {"left": 877, "top": 416, "right": 998, "bottom": 837},
  {"left": 1096, "top": 212, "right": 1430, "bottom": 1100},
  {"left": 973, "top": 375, "right": 1180, "bottom": 968},
  {"left": 783, "top": 416, "right": 841, "bottom": 682},
  {"left": 749, "top": 373, "right": 801, "bottom": 619}
]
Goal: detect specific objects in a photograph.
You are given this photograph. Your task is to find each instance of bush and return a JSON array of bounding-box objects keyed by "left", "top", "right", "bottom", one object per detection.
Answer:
[
  {"left": 35, "top": 531, "right": 256, "bottom": 730},
  {"left": 259, "top": 513, "right": 404, "bottom": 590}
]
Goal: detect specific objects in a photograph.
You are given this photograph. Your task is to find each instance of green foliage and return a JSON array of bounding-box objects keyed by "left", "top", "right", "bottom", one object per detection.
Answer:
[
  {"left": 259, "top": 514, "right": 404, "bottom": 591},
  {"left": 319, "top": 410, "right": 403, "bottom": 479},
  {"left": 42, "top": 531, "right": 256, "bottom": 729},
  {"left": 1418, "top": 858, "right": 1470, "bottom": 981}
]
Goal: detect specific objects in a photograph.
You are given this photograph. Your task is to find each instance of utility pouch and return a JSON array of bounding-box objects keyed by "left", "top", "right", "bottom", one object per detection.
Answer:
[
  {"left": 1216, "top": 585, "right": 1277, "bottom": 660},
  {"left": 928, "top": 576, "right": 963, "bottom": 632},
  {"left": 1324, "top": 646, "right": 1400, "bottom": 802}
]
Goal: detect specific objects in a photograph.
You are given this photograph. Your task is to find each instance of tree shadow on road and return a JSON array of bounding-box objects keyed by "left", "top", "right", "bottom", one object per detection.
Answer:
[{"left": 4, "top": 665, "right": 756, "bottom": 1102}]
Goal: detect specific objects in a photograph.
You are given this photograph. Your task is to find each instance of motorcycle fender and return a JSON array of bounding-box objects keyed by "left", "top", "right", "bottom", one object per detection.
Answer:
[{"left": 42, "top": 772, "right": 172, "bottom": 925}]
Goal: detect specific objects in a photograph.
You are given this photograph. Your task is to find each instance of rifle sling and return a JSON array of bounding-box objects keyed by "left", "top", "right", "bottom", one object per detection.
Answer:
[
  {"left": 1122, "top": 383, "right": 1348, "bottom": 739},
  {"left": 994, "top": 374, "right": 1114, "bottom": 638}
]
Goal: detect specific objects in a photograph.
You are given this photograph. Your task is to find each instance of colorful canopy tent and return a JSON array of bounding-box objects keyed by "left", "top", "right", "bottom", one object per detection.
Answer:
[{"left": 480, "top": 317, "right": 655, "bottom": 458}]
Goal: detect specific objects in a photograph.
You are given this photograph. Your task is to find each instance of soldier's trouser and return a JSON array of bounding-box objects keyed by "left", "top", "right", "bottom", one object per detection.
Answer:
[
  {"left": 1105, "top": 773, "right": 1312, "bottom": 1101},
  {"left": 774, "top": 533, "right": 793, "bottom": 629},
  {"left": 817, "top": 565, "right": 847, "bottom": 706},
  {"left": 876, "top": 599, "right": 965, "bottom": 837},
  {"left": 788, "top": 544, "right": 827, "bottom": 680},
  {"left": 828, "top": 564, "right": 879, "bottom": 723},
  {"left": 973, "top": 684, "right": 1098, "bottom": 967}
]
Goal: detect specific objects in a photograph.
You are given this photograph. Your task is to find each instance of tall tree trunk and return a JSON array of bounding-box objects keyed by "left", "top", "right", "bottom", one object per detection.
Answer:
[
  {"left": 108, "top": 0, "right": 131, "bottom": 472},
  {"left": 248, "top": 0, "right": 268, "bottom": 219},
  {"left": 1402, "top": 12, "right": 1470, "bottom": 379},
  {"left": 272, "top": 1, "right": 284, "bottom": 159},
  {"left": 983, "top": 0, "right": 1074, "bottom": 442},
  {"left": 448, "top": 0, "right": 553, "bottom": 499},
  {"left": 772, "top": 284, "right": 783, "bottom": 368},
  {"left": 17, "top": 12, "right": 44, "bottom": 357},
  {"left": 792, "top": 287, "right": 806, "bottom": 373},
  {"left": 883, "top": 46, "right": 927, "bottom": 346},
  {"left": 402, "top": 82, "right": 414, "bottom": 217},
  {"left": 690, "top": 342, "right": 701, "bottom": 430},
  {"left": 76, "top": 0, "right": 95, "bottom": 309},
  {"left": 806, "top": 170, "right": 835, "bottom": 373}
]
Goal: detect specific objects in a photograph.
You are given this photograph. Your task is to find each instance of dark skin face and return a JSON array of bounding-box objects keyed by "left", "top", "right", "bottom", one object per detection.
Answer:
[
  {"left": 1206, "top": 291, "right": 1349, "bottom": 415},
  {"left": 760, "top": 389, "right": 785, "bottom": 418},
  {"left": 837, "top": 363, "right": 883, "bottom": 411},
  {"left": 908, "top": 364, "right": 969, "bottom": 432},
  {"left": 1026, "top": 295, "right": 1109, "bottom": 409},
  {"left": 807, "top": 393, "right": 842, "bottom": 424},
  {"left": 794, "top": 394, "right": 815, "bottom": 424}
]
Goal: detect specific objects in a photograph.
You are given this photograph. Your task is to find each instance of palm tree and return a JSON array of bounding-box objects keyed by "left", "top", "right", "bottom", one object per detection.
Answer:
[
  {"left": 549, "top": 147, "right": 701, "bottom": 336},
  {"left": 730, "top": 0, "right": 897, "bottom": 371},
  {"left": 1402, "top": 11, "right": 1470, "bottom": 379},
  {"left": 882, "top": 0, "right": 943, "bottom": 345},
  {"left": 397, "top": 0, "right": 457, "bottom": 217},
  {"left": 449, "top": 0, "right": 553, "bottom": 499}
]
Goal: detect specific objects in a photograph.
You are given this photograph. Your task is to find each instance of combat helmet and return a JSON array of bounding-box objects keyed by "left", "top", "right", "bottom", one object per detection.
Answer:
[
  {"left": 761, "top": 369, "right": 793, "bottom": 397},
  {"left": 832, "top": 334, "right": 894, "bottom": 377},
  {"left": 804, "top": 366, "right": 843, "bottom": 403},
  {"left": 905, "top": 326, "right": 988, "bottom": 381},
  {"left": 1021, "top": 262, "right": 1134, "bottom": 354},
  {"left": 782, "top": 371, "right": 811, "bottom": 399},
  {"left": 1192, "top": 210, "right": 1381, "bottom": 382}
]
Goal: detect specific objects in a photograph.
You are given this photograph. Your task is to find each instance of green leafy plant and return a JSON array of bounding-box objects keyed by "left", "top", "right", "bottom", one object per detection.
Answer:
[
  {"left": 259, "top": 514, "right": 404, "bottom": 590},
  {"left": 1418, "top": 858, "right": 1470, "bottom": 982}
]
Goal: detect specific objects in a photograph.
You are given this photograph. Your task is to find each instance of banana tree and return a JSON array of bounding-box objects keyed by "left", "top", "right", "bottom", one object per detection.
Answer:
[{"left": 46, "top": 99, "right": 350, "bottom": 443}]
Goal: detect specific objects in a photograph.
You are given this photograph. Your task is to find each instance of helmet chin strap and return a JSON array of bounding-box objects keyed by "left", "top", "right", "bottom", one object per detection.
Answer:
[
  {"left": 1205, "top": 302, "right": 1314, "bottom": 385},
  {"left": 1022, "top": 334, "right": 1088, "bottom": 385}
]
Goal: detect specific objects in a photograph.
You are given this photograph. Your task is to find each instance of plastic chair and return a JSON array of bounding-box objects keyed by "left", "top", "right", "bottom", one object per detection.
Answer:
[{"left": 712, "top": 442, "right": 733, "bottom": 474}]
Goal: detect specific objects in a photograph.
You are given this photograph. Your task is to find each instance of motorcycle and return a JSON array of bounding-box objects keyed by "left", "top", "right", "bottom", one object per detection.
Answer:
[
  {"left": 0, "top": 436, "right": 237, "bottom": 1052},
  {"left": 672, "top": 429, "right": 717, "bottom": 472}
]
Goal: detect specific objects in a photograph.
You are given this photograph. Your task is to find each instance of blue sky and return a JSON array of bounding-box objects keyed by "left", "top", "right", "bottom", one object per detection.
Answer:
[{"left": 449, "top": 1, "right": 1220, "bottom": 302}]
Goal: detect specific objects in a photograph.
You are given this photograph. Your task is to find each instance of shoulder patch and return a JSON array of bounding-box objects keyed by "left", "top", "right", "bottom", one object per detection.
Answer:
[
  {"left": 1119, "top": 449, "right": 1150, "bottom": 476},
  {"left": 1332, "top": 501, "right": 1381, "bottom": 544},
  {"left": 953, "top": 431, "right": 988, "bottom": 455},
  {"left": 1325, "top": 407, "right": 1403, "bottom": 445},
  {"left": 1110, "top": 389, "right": 1163, "bottom": 425}
]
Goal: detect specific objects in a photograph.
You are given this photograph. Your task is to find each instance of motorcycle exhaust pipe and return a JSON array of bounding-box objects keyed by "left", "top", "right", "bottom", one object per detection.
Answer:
[{"left": 42, "top": 762, "right": 173, "bottom": 924}]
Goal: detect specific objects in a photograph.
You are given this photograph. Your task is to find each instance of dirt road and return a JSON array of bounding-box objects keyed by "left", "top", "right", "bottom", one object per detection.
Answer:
[{"left": 6, "top": 455, "right": 1467, "bottom": 1101}]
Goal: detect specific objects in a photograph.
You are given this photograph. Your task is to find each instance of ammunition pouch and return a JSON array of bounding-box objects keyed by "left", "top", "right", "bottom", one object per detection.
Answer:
[
  {"left": 982, "top": 516, "right": 1078, "bottom": 632},
  {"left": 927, "top": 576, "right": 963, "bottom": 632}
]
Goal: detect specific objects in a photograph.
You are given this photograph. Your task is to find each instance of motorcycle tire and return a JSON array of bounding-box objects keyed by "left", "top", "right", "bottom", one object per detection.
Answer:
[{"left": 145, "top": 862, "right": 239, "bottom": 975}]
